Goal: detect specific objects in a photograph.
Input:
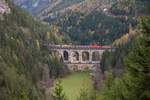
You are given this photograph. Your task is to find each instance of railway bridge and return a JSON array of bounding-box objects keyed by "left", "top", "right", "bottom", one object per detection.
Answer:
[{"left": 46, "top": 44, "right": 113, "bottom": 71}]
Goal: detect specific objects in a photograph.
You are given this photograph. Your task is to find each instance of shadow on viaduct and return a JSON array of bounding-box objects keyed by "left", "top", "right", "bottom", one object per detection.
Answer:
[{"left": 46, "top": 45, "right": 114, "bottom": 71}]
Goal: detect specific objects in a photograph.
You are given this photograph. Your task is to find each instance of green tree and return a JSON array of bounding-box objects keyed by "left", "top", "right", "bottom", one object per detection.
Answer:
[
  {"left": 123, "top": 16, "right": 150, "bottom": 100},
  {"left": 77, "top": 88, "right": 97, "bottom": 100},
  {"left": 52, "top": 80, "right": 67, "bottom": 100},
  {"left": 77, "top": 89, "right": 89, "bottom": 100},
  {"left": 102, "top": 16, "right": 150, "bottom": 100},
  {"left": 48, "top": 54, "right": 64, "bottom": 78}
]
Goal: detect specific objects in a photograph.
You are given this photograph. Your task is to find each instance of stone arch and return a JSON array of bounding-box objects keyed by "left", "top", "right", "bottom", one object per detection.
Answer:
[
  {"left": 92, "top": 51, "right": 100, "bottom": 61},
  {"left": 72, "top": 51, "right": 79, "bottom": 61},
  {"left": 82, "top": 51, "right": 90, "bottom": 61},
  {"left": 63, "top": 51, "right": 69, "bottom": 61}
]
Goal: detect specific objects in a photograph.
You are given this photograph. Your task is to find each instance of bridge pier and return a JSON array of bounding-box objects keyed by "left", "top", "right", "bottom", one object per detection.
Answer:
[
  {"left": 79, "top": 51, "right": 82, "bottom": 63},
  {"left": 47, "top": 45, "right": 113, "bottom": 71},
  {"left": 89, "top": 51, "right": 93, "bottom": 63}
]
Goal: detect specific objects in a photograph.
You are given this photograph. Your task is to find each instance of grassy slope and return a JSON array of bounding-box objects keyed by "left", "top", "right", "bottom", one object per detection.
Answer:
[{"left": 61, "top": 72, "right": 93, "bottom": 100}]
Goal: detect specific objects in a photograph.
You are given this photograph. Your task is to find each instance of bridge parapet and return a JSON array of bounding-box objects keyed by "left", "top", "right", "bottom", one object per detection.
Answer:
[{"left": 47, "top": 45, "right": 113, "bottom": 50}]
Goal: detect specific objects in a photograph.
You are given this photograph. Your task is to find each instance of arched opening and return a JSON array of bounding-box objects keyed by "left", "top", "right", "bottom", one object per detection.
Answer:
[
  {"left": 63, "top": 51, "right": 69, "bottom": 61},
  {"left": 72, "top": 51, "right": 79, "bottom": 61},
  {"left": 82, "top": 51, "right": 89, "bottom": 61},
  {"left": 92, "top": 51, "right": 100, "bottom": 61}
]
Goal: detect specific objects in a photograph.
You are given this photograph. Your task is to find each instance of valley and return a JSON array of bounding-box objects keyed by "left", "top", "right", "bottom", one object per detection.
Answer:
[
  {"left": 0, "top": 0, "right": 150, "bottom": 100},
  {"left": 60, "top": 72, "right": 93, "bottom": 100}
]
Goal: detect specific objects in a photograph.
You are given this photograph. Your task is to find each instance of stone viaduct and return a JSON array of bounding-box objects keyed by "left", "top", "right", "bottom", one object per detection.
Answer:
[{"left": 46, "top": 44, "right": 113, "bottom": 71}]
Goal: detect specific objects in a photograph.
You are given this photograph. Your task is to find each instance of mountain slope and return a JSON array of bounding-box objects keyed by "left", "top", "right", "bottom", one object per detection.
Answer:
[
  {"left": 41, "top": 0, "right": 149, "bottom": 45},
  {"left": 0, "top": 0, "right": 66, "bottom": 99},
  {"left": 11, "top": 0, "right": 51, "bottom": 15},
  {"left": 37, "top": 0, "right": 113, "bottom": 20},
  {"left": 11, "top": 0, "right": 149, "bottom": 45},
  {"left": 11, "top": 0, "right": 85, "bottom": 15}
]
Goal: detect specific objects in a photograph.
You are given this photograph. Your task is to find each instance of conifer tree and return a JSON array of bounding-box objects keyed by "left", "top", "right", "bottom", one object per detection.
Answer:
[
  {"left": 123, "top": 16, "right": 150, "bottom": 100},
  {"left": 102, "top": 16, "right": 150, "bottom": 100},
  {"left": 52, "top": 80, "right": 67, "bottom": 100},
  {"left": 77, "top": 89, "right": 89, "bottom": 100}
]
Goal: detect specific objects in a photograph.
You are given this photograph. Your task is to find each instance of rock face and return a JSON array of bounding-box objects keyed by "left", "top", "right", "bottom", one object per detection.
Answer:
[
  {"left": 11, "top": 0, "right": 54, "bottom": 14},
  {"left": 37, "top": 0, "right": 114, "bottom": 19},
  {"left": 0, "top": 0, "right": 10, "bottom": 20},
  {"left": 0, "top": 0, "right": 10, "bottom": 14},
  {"left": 12, "top": 0, "right": 112, "bottom": 17},
  {"left": 12, "top": 0, "right": 28, "bottom": 5},
  {"left": 11, "top": 0, "right": 149, "bottom": 18}
]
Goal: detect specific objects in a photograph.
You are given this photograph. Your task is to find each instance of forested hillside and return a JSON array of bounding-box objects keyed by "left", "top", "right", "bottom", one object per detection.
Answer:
[
  {"left": 0, "top": 0, "right": 67, "bottom": 99},
  {"left": 42, "top": 0, "right": 149, "bottom": 45},
  {"left": 97, "top": 5, "right": 150, "bottom": 100},
  {"left": 49, "top": 11, "right": 136, "bottom": 45},
  {"left": 12, "top": 0, "right": 149, "bottom": 45},
  {"left": 99, "top": 16, "right": 150, "bottom": 100},
  {"left": 12, "top": 0, "right": 85, "bottom": 15}
]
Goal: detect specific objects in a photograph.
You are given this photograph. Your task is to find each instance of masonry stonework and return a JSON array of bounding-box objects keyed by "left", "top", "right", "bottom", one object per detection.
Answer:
[{"left": 47, "top": 45, "right": 112, "bottom": 71}]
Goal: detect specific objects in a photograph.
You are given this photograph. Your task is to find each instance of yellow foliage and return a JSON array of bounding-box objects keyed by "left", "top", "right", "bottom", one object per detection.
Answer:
[
  {"left": 113, "top": 26, "right": 138, "bottom": 46},
  {"left": 36, "top": 40, "right": 40, "bottom": 50}
]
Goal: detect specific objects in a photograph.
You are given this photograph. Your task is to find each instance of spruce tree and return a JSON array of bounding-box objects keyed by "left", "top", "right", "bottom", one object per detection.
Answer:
[
  {"left": 52, "top": 80, "right": 67, "bottom": 100},
  {"left": 77, "top": 89, "right": 89, "bottom": 100},
  {"left": 102, "top": 17, "right": 150, "bottom": 100},
  {"left": 123, "top": 16, "right": 150, "bottom": 100}
]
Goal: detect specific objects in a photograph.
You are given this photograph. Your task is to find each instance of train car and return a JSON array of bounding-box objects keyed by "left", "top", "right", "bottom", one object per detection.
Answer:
[
  {"left": 89, "top": 45, "right": 112, "bottom": 49},
  {"left": 101, "top": 46, "right": 112, "bottom": 49}
]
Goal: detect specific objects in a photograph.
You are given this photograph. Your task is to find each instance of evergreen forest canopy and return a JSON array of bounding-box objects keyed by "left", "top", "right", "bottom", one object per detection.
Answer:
[
  {"left": 0, "top": 0, "right": 68, "bottom": 99},
  {"left": 11, "top": 0, "right": 150, "bottom": 45},
  {"left": 41, "top": 0, "right": 149, "bottom": 45},
  {"left": 99, "top": 16, "right": 150, "bottom": 100},
  {"left": 50, "top": 11, "right": 136, "bottom": 45}
]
